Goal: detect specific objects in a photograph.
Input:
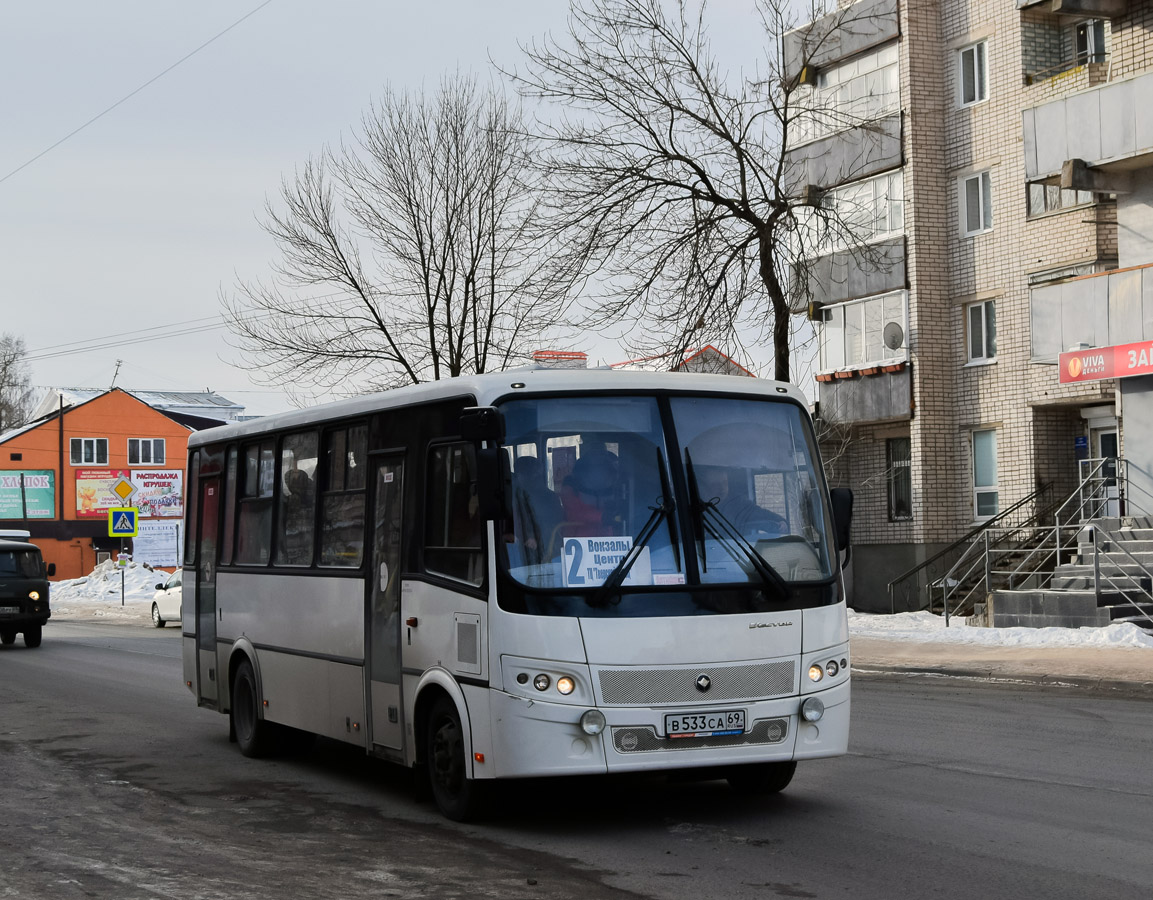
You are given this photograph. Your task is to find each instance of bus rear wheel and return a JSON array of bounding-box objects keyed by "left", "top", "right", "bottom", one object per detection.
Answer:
[
  {"left": 726, "top": 760, "right": 796, "bottom": 795},
  {"left": 425, "top": 696, "right": 489, "bottom": 822},
  {"left": 23, "top": 625, "right": 42, "bottom": 648},
  {"left": 231, "top": 658, "right": 274, "bottom": 758}
]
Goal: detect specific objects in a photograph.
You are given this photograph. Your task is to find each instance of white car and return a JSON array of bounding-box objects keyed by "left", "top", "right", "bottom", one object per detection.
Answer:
[{"left": 152, "top": 569, "right": 182, "bottom": 628}]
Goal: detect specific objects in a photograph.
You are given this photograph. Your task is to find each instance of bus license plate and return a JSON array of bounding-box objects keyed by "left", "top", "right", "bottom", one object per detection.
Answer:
[
  {"left": 664, "top": 709, "right": 746, "bottom": 738},
  {"left": 0, "top": 607, "right": 19, "bottom": 614}
]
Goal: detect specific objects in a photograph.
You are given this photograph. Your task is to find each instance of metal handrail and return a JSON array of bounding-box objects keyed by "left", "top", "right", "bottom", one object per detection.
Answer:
[
  {"left": 1086, "top": 525, "right": 1153, "bottom": 629},
  {"left": 937, "top": 462, "right": 1114, "bottom": 622},
  {"left": 940, "top": 458, "right": 1152, "bottom": 625},
  {"left": 886, "top": 481, "right": 1054, "bottom": 613}
]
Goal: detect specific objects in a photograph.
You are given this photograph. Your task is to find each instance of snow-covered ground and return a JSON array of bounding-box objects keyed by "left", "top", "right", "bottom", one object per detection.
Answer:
[
  {"left": 46, "top": 562, "right": 1153, "bottom": 649},
  {"left": 50, "top": 560, "right": 169, "bottom": 625},
  {"left": 849, "top": 610, "right": 1153, "bottom": 650}
]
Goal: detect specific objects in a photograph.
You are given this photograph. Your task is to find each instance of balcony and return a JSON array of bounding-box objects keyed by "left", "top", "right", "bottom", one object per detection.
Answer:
[
  {"left": 1031, "top": 263, "right": 1153, "bottom": 362},
  {"left": 783, "top": 0, "right": 899, "bottom": 84},
  {"left": 784, "top": 114, "right": 902, "bottom": 198},
  {"left": 1017, "top": 1, "right": 1129, "bottom": 16},
  {"left": 1023, "top": 71, "right": 1153, "bottom": 183}
]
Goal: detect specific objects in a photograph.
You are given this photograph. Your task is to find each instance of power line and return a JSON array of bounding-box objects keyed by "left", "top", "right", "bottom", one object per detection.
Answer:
[
  {"left": 0, "top": 0, "right": 274, "bottom": 187},
  {"left": 27, "top": 314, "right": 224, "bottom": 355}
]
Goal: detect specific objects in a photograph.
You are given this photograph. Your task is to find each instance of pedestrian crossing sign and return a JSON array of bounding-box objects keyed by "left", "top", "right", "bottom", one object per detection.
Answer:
[{"left": 108, "top": 507, "right": 138, "bottom": 537}]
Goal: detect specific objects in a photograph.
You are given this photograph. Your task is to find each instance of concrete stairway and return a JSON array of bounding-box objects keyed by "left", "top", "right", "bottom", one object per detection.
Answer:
[{"left": 984, "top": 517, "right": 1153, "bottom": 635}]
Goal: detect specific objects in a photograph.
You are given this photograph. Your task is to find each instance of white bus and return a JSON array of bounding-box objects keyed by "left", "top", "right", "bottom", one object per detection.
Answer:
[{"left": 182, "top": 368, "right": 853, "bottom": 820}]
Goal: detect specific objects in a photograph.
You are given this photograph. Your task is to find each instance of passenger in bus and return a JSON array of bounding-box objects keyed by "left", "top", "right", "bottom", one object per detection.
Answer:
[
  {"left": 559, "top": 449, "right": 621, "bottom": 538},
  {"left": 697, "top": 465, "right": 787, "bottom": 539},
  {"left": 510, "top": 456, "right": 563, "bottom": 564}
]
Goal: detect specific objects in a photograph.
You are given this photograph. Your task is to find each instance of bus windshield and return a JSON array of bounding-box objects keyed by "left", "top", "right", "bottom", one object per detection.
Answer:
[{"left": 497, "top": 393, "right": 836, "bottom": 616}]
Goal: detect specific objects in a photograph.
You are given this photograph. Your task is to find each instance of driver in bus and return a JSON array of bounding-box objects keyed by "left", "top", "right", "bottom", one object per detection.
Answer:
[
  {"left": 559, "top": 449, "right": 622, "bottom": 537},
  {"left": 697, "top": 465, "right": 787, "bottom": 540}
]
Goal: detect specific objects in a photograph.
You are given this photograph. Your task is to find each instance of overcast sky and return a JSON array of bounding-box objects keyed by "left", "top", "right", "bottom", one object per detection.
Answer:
[{"left": 2, "top": 1, "right": 774, "bottom": 417}]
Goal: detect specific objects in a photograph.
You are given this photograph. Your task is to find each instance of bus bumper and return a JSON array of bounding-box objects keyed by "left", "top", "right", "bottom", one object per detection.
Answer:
[{"left": 485, "top": 678, "right": 849, "bottom": 779}]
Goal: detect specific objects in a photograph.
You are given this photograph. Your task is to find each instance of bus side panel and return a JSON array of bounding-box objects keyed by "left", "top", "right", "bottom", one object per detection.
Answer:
[
  {"left": 258, "top": 650, "right": 367, "bottom": 746},
  {"left": 400, "top": 580, "right": 488, "bottom": 683},
  {"left": 182, "top": 636, "right": 197, "bottom": 697},
  {"left": 216, "top": 571, "right": 365, "bottom": 660},
  {"left": 801, "top": 602, "right": 849, "bottom": 652}
]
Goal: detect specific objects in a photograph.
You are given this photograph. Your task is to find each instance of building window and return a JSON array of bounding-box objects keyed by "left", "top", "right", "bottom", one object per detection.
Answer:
[
  {"left": 792, "top": 43, "right": 900, "bottom": 145},
  {"left": 818, "top": 290, "right": 907, "bottom": 372},
  {"left": 1026, "top": 182, "right": 1093, "bottom": 217},
  {"left": 128, "top": 438, "right": 166, "bottom": 465},
  {"left": 69, "top": 438, "right": 108, "bottom": 466},
  {"left": 799, "top": 170, "right": 904, "bottom": 255},
  {"left": 966, "top": 300, "right": 996, "bottom": 363},
  {"left": 960, "top": 171, "right": 993, "bottom": 236},
  {"left": 959, "top": 41, "right": 987, "bottom": 106},
  {"left": 886, "top": 437, "right": 912, "bottom": 522},
  {"left": 1075, "top": 20, "right": 1105, "bottom": 65},
  {"left": 972, "top": 429, "right": 999, "bottom": 519}
]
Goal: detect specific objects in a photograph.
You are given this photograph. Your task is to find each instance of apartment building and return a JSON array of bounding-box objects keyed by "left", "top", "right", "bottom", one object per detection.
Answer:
[{"left": 784, "top": 0, "right": 1153, "bottom": 611}]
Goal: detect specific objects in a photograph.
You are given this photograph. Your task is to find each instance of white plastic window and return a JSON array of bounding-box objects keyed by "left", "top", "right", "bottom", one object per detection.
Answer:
[
  {"left": 959, "top": 41, "right": 987, "bottom": 106},
  {"left": 966, "top": 300, "right": 996, "bottom": 363},
  {"left": 960, "top": 171, "right": 993, "bottom": 236},
  {"left": 972, "top": 429, "right": 999, "bottom": 519}
]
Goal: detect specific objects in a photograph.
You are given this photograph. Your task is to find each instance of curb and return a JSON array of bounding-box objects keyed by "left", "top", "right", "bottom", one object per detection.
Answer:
[{"left": 852, "top": 664, "right": 1153, "bottom": 698}]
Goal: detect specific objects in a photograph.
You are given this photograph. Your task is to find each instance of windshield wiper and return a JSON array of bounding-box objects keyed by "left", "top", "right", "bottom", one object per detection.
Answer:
[
  {"left": 589, "top": 449, "right": 676, "bottom": 607},
  {"left": 684, "top": 450, "right": 788, "bottom": 599}
]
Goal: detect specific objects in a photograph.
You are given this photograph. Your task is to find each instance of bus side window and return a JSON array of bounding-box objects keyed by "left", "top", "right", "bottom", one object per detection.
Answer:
[
  {"left": 320, "top": 424, "right": 367, "bottom": 567},
  {"left": 425, "top": 443, "right": 483, "bottom": 587},
  {"left": 275, "top": 431, "right": 318, "bottom": 567},
  {"left": 237, "top": 440, "right": 275, "bottom": 565}
]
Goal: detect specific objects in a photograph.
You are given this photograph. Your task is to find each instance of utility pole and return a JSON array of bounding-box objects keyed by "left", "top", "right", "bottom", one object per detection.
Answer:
[{"left": 110, "top": 360, "right": 122, "bottom": 390}]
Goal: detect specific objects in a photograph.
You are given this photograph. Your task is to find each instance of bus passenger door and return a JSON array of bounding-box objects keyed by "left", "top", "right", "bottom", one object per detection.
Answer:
[
  {"left": 368, "top": 456, "right": 405, "bottom": 751},
  {"left": 196, "top": 476, "right": 220, "bottom": 704}
]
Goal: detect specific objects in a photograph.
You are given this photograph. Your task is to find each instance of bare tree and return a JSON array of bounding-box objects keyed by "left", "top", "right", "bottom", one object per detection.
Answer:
[
  {"left": 0, "top": 334, "right": 35, "bottom": 433},
  {"left": 507, "top": 0, "right": 892, "bottom": 382},
  {"left": 223, "top": 74, "right": 579, "bottom": 396}
]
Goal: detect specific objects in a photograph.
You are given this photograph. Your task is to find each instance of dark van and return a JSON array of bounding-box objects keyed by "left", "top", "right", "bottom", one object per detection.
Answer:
[{"left": 0, "top": 538, "right": 54, "bottom": 648}]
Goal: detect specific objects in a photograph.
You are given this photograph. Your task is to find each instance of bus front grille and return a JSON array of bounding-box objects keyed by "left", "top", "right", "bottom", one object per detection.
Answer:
[
  {"left": 597, "top": 662, "right": 794, "bottom": 705},
  {"left": 611, "top": 718, "right": 789, "bottom": 753}
]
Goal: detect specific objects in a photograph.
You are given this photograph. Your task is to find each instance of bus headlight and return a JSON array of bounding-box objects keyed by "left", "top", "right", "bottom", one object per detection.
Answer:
[
  {"left": 556, "top": 676, "right": 575, "bottom": 696},
  {"left": 28, "top": 591, "right": 40, "bottom": 601},
  {"left": 808, "top": 663, "right": 824, "bottom": 683},
  {"left": 533, "top": 674, "right": 551, "bottom": 692},
  {"left": 826, "top": 660, "right": 839, "bottom": 677},
  {"left": 801, "top": 697, "right": 825, "bottom": 722},
  {"left": 580, "top": 709, "right": 606, "bottom": 735}
]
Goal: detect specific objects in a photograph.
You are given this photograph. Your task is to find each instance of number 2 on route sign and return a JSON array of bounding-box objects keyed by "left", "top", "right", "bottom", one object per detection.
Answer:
[{"left": 108, "top": 507, "right": 138, "bottom": 537}]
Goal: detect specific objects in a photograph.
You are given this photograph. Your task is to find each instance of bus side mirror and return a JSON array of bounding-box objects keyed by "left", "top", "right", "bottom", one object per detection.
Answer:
[
  {"left": 460, "top": 406, "right": 504, "bottom": 443},
  {"left": 462, "top": 407, "right": 509, "bottom": 521},
  {"left": 474, "top": 446, "right": 511, "bottom": 522},
  {"left": 46, "top": 562, "right": 56, "bottom": 577},
  {"left": 830, "top": 488, "right": 853, "bottom": 552}
]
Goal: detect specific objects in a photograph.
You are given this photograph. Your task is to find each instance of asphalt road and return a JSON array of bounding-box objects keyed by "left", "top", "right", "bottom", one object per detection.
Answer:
[{"left": 2, "top": 623, "right": 1151, "bottom": 900}]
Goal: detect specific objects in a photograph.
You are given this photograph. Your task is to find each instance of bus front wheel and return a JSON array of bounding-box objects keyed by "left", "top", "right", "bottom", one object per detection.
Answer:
[
  {"left": 726, "top": 760, "right": 796, "bottom": 795},
  {"left": 0, "top": 628, "right": 16, "bottom": 645},
  {"left": 23, "top": 625, "right": 42, "bottom": 648},
  {"left": 231, "top": 658, "right": 273, "bottom": 758},
  {"left": 425, "top": 695, "right": 489, "bottom": 822}
]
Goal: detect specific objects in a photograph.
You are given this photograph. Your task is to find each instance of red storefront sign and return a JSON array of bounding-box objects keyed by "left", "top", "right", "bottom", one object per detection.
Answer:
[{"left": 1058, "top": 339, "right": 1153, "bottom": 384}]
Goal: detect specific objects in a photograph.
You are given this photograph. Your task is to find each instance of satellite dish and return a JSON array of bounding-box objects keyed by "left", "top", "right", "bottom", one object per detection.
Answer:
[{"left": 883, "top": 321, "right": 905, "bottom": 351}]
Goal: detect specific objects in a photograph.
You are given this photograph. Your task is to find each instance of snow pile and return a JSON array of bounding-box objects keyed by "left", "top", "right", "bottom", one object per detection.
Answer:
[
  {"left": 50, "top": 560, "right": 168, "bottom": 622},
  {"left": 850, "top": 610, "right": 1153, "bottom": 651}
]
